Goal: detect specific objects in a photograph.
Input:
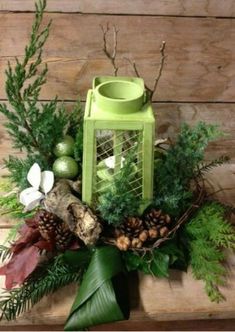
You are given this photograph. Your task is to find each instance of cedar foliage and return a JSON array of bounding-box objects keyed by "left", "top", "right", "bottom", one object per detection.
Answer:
[
  {"left": 154, "top": 122, "right": 223, "bottom": 217},
  {"left": 184, "top": 202, "right": 235, "bottom": 302},
  {"left": 0, "top": 0, "right": 82, "bottom": 188}
]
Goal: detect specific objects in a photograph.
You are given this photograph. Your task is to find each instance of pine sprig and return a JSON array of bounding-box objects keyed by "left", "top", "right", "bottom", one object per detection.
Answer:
[
  {"left": 184, "top": 202, "right": 235, "bottom": 302},
  {"left": 0, "top": 254, "right": 83, "bottom": 321},
  {"left": 198, "top": 155, "right": 230, "bottom": 175},
  {"left": 4, "top": 222, "right": 25, "bottom": 244},
  {"left": 5, "top": 155, "right": 39, "bottom": 189},
  {"left": 0, "top": 246, "right": 11, "bottom": 264}
]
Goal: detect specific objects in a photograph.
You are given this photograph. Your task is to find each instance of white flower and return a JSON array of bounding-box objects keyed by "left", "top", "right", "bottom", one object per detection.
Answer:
[
  {"left": 19, "top": 163, "right": 54, "bottom": 211},
  {"left": 104, "top": 156, "right": 125, "bottom": 169}
]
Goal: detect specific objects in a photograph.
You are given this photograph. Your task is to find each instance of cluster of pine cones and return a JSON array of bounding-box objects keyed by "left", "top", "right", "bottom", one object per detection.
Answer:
[
  {"left": 114, "top": 208, "right": 172, "bottom": 251},
  {"left": 32, "top": 208, "right": 172, "bottom": 252}
]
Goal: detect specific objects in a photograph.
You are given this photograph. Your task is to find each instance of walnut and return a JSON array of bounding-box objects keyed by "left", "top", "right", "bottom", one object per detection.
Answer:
[
  {"left": 116, "top": 235, "right": 131, "bottom": 251},
  {"left": 131, "top": 238, "right": 143, "bottom": 248},
  {"left": 148, "top": 228, "right": 158, "bottom": 239},
  {"left": 139, "top": 230, "right": 148, "bottom": 242}
]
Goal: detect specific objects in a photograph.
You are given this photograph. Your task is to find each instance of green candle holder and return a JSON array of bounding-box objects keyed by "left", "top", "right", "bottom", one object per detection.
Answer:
[{"left": 82, "top": 76, "right": 155, "bottom": 210}]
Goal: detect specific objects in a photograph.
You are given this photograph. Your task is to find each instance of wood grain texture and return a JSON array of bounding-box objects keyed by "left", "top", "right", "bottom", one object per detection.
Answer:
[
  {"left": 2, "top": 319, "right": 235, "bottom": 332},
  {"left": 0, "top": 14, "right": 235, "bottom": 102},
  {"left": 1, "top": 103, "right": 235, "bottom": 165},
  {"left": 0, "top": 0, "right": 235, "bottom": 17}
]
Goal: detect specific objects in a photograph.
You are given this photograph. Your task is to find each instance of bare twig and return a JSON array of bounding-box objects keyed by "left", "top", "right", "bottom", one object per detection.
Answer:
[
  {"left": 125, "top": 40, "right": 166, "bottom": 101},
  {"left": 100, "top": 23, "right": 119, "bottom": 76},
  {"left": 124, "top": 57, "right": 152, "bottom": 94},
  {"left": 149, "top": 41, "right": 166, "bottom": 101}
]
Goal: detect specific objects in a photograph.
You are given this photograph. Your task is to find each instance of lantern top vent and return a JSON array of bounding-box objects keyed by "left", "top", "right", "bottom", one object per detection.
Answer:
[{"left": 94, "top": 76, "right": 146, "bottom": 114}]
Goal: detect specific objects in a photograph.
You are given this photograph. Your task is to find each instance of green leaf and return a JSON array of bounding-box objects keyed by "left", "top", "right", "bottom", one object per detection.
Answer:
[
  {"left": 62, "top": 249, "right": 92, "bottom": 271},
  {"left": 65, "top": 246, "right": 129, "bottom": 331},
  {"left": 122, "top": 251, "right": 142, "bottom": 272},
  {"left": 158, "top": 238, "right": 189, "bottom": 271},
  {"left": 151, "top": 250, "right": 170, "bottom": 278}
]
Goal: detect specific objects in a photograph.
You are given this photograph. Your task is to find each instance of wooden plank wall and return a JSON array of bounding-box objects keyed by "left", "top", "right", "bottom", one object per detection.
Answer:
[
  {"left": 0, "top": 1, "right": 235, "bottom": 330},
  {"left": 0, "top": 0, "right": 235, "bottom": 165}
]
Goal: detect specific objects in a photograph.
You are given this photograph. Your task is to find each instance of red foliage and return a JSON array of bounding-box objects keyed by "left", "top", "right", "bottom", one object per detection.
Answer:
[
  {"left": 0, "top": 216, "right": 54, "bottom": 289},
  {"left": 0, "top": 246, "right": 40, "bottom": 289},
  {"left": 0, "top": 211, "right": 80, "bottom": 289}
]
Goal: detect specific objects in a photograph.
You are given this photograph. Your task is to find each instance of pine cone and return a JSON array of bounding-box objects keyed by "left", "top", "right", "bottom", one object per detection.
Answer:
[
  {"left": 55, "top": 223, "right": 74, "bottom": 250},
  {"left": 36, "top": 210, "right": 60, "bottom": 241},
  {"left": 119, "top": 216, "right": 144, "bottom": 238},
  {"left": 36, "top": 209, "right": 73, "bottom": 250},
  {"left": 143, "top": 208, "right": 172, "bottom": 239}
]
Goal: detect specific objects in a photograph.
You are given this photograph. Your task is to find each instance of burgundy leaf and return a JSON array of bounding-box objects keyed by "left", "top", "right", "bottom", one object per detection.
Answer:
[
  {"left": 12, "top": 226, "right": 41, "bottom": 254},
  {"left": 25, "top": 216, "right": 39, "bottom": 228},
  {"left": 34, "top": 239, "right": 54, "bottom": 251},
  {"left": 0, "top": 246, "right": 40, "bottom": 289}
]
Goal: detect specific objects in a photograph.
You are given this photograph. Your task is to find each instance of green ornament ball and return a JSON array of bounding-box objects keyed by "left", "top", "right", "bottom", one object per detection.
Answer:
[
  {"left": 53, "top": 135, "right": 75, "bottom": 157},
  {"left": 53, "top": 156, "right": 79, "bottom": 179}
]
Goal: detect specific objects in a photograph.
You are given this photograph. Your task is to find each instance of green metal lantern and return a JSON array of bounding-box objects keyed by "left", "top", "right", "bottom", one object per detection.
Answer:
[{"left": 82, "top": 76, "right": 155, "bottom": 209}]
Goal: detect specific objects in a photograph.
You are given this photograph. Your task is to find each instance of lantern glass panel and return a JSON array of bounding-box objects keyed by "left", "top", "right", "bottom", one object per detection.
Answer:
[{"left": 93, "top": 129, "right": 143, "bottom": 203}]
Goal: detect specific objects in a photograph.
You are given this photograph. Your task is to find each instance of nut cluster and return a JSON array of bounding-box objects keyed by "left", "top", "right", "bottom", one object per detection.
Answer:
[{"left": 115, "top": 209, "right": 172, "bottom": 251}]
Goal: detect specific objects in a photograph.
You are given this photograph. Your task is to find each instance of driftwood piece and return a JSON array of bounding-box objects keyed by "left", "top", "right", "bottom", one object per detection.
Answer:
[{"left": 44, "top": 180, "right": 102, "bottom": 245}]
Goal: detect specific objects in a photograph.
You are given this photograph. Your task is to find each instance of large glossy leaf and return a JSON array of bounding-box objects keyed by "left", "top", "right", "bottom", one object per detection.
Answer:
[
  {"left": 63, "top": 249, "right": 92, "bottom": 271},
  {"left": 151, "top": 250, "right": 170, "bottom": 278},
  {"left": 64, "top": 246, "right": 129, "bottom": 331}
]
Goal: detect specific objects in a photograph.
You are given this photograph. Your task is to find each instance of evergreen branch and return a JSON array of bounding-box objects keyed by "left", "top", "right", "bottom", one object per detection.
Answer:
[
  {"left": 153, "top": 122, "right": 223, "bottom": 217},
  {"left": 198, "top": 155, "right": 230, "bottom": 175},
  {"left": 0, "top": 0, "right": 76, "bottom": 177},
  {"left": 0, "top": 254, "right": 83, "bottom": 321},
  {"left": 4, "top": 155, "right": 47, "bottom": 190},
  {"left": 0, "top": 246, "right": 11, "bottom": 264},
  {"left": 184, "top": 202, "right": 235, "bottom": 302},
  {"left": 98, "top": 143, "right": 141, "bottom": 225},
  {"left": 4, "top": 222, "right": 25, "bottom": 244}
]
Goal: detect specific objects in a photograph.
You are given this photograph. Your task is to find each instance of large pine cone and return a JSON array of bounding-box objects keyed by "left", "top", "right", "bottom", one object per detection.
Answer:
[{"left": 35, "top": 209, "right": 74, "bottom": 250}]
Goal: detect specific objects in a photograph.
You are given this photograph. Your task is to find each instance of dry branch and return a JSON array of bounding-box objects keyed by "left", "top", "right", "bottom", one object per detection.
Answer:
[
  {"left": 125, "top": 40, "right": 166, "bottom": 101},
  {"left": 44, "top": 180, "right": 102, "bottom": 245},
  {"left": 100, "top": 23, "right": 119, "bottom": 76}
]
